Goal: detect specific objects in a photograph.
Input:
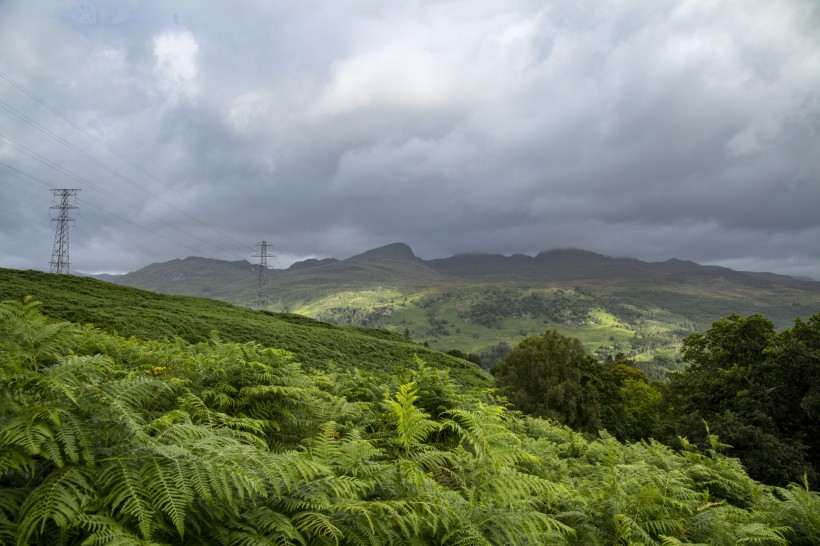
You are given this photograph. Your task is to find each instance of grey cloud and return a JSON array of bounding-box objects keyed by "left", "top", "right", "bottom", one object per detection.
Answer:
[{"left": 0, "top": 0, "right": 818, "bottom": 278}]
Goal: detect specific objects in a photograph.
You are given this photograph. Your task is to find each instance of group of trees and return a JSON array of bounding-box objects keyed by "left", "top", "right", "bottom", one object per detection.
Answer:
[
  {"left": 2, "top": 297, "right": 819, "bottom": 544},
  {"left": 669, "top": 314, "right": 820, "bottom": 485},
  {"left": 457, "top": 289, "right": 595, "bottom": 329},
  {"left": 492, "top": 314, "right": 820, "bottom": 487}
]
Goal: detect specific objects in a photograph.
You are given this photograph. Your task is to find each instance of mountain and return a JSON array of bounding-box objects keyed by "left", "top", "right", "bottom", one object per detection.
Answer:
[
  {"left": 100, "top": 243, "right": 820, "bottom": 372},
  {"left": 427, "top": 248, "right": 662, "bottom": 281},
  {"left": 285, "top": 257, "right": 338, "bottom": 272},
  {"left": 109, "top": 256, "right": 255, "bottom": 300},
  {"left": 274, "top": 242, "right": 447, "bottom": 289},
  {"left": 348, "top": 242, "right": 418, "bottom": 261}
]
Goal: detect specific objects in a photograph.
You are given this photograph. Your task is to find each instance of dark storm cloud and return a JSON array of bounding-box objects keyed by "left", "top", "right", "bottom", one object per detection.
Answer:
[{"left": 1, "top": 0, "right": 818, "bottom": 278}]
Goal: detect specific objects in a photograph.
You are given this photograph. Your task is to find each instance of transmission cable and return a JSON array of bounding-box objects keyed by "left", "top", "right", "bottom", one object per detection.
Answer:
[
  {"left": 0, "top": 72, "right": 254, "bottom": 251},
  {"left": 0, "top": 157, "right": 229, "bottom": 259}
]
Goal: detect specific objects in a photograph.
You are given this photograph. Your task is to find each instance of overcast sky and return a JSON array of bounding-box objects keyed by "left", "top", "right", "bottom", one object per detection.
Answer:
[{"left": 1, "top": 1, "right": 818, "bottom": 279}]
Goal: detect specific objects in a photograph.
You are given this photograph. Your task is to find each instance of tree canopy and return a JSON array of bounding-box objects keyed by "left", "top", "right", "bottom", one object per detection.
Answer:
[
  {"left": 669, "top": 313, "right": 820, "bottom": 486},
  {"left": 491, "top": 330, "right": 604, "bottom": 432}
]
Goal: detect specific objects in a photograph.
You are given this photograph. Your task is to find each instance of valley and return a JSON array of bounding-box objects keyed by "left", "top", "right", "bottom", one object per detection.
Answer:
[{"left": 103, "top": 243, "right": 820, "bottom": 372}]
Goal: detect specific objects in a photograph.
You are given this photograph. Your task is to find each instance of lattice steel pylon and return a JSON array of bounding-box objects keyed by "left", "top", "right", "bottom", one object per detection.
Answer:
[
  {"left": 49, "top": 189, "right": 80, "bottom": 274},
  {"left": 252, "top": 241, "right": 275, "bottom": 310}
]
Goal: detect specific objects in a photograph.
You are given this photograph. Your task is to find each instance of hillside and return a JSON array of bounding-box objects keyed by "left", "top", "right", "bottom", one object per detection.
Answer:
[
  {"left": 0, "top": 268, "right": 489, "bottom": 388},
  {"left": 3, "top": 293, "right": 817, "bottom": 544},
  {"left": 102, "top": 243, "right": 820, "bottom": 369}
]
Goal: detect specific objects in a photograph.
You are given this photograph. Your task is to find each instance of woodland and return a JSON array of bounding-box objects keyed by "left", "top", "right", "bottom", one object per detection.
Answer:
[
  {"left": 492, "top": 316, "right": 820, "bottom": 487},
  {"left": 0, "top": 268, "right": 819, "bottom": 544}
]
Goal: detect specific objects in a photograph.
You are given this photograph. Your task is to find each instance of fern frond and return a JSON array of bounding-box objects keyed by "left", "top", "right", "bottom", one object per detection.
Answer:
[
  {"left": 0, "top": 298, "right": 80, "bottom": 371},
  {"left": 771, "top": 478, "right": 820, "bottom": 543},
  {"left": 386, "top": 383, "right": 441, "bottom": 454},
  {"left": 290, "top": 511, "right": 343, "bottom": 544},
  {"left": 93, "top": 377, "right": 175, "bottom": 443},
  {"left": 76, "top": 513, "right": 161, "bottom": 546},
  {"left": 227, "top": 506, "right": 306, "bottom": 546},
  {"left": 17, "top": 466, "right": 95, "bottom": 544},
  {"left": 441, "top": 524, "right": 492, "bottom": 546},
  {"left": 98, "top": 458, "right": 157, "bottom": 540},
  {"left": 141, "top": 458, "right": 193, "bottom": 538},
  {"left": 187, "top": 435, "right": 270, "bottom": 503},
  {"left": 734, "top": 522, "right": 790, "bottom": 545},
  {"left": 0, "top": 405, "right": 80, "bottom": 468},
  {"left": 54, "top": 409, "right": 95, "bottom": 465}
]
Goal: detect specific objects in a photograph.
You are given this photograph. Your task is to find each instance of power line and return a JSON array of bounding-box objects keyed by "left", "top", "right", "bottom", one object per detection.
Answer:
[
  {"left": 0, "top": 101, "right": 252, "bottom": 259},
  {"left": 0, "top": 142, "right": 245, "bottom": 260},
  {"left": 0, "top": 200, "right": 48, "bottom": 223},
  {"left": 0, "top": 70, "right": 164, "bottom": 182},
  {"left": 71, "top": 222, "right": 145, "bottom": 273},
  {"left": 0, "top": 72, "right": 253, "bottom": 252},
  {"left": 0, "top": 177, "right": 54, "bottom": 203},
  {"left": 0, "top": 160, "right": 237, "bottom": 262}
]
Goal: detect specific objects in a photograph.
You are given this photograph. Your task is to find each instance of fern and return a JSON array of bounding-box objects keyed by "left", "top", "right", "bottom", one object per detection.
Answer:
[
  {"left": 16, "top": 466, "right": 95, "bottom": 544},
  {"left": 770, "top": 477, "right": 820, "bottom": 545},
  {"left": 215, "top": 507, "right": 306, "bottom": 545},
  {"left": 75, "top": 513, "right": 162, "bottom": 546},
  {"left": 1, "top": 297, "right": 816, "bottom": 545},
  {"left": 0, "top": 297, "right": 80, "bottom": 371},
  {"left": 290, "top": 511, "right": 343, "bottom": 544},
  {"left": 142, "top": 458, "right": 192, "bottom": 538},
  {"left": 97, "top": 459, "right": 157, "bottom": 540},
  {"left": 386, "top": 382, "right": 441, "bottom": 455}
]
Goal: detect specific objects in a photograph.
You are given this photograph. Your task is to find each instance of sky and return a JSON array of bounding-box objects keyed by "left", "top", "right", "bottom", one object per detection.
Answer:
[{"left": 1, "top": 1, "right": 818, "bottom": 279}]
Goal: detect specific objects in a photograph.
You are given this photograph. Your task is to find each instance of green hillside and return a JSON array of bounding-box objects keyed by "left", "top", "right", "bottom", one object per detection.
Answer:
[
  {"left": 1, "top": 288, "right": 818, "bottom": 544},
  {"left": 103, "top": 244, "right": 820, "bottom": 370},
  {"left": 0, "top": 268, "right": 489, "bottom": 388}
]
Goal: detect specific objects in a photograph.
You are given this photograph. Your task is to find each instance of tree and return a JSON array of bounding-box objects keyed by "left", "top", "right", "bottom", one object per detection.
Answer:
[
  {"left": 492, "top": 330, "right": 603, "bottom": 433},
  {"left": 597, "top": 354, "right": 666, "bottom": 441},
  {"left": 668, "top": 313, "right": 819, "bottom": 486}
]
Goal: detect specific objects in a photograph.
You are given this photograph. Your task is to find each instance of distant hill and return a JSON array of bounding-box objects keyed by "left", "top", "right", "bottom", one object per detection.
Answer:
[
  {"left": 97, "top": 243, "right": 820, "bottom": 372},
  {"left": 427, "top": 249, "right": 663, "bottom": 281}
]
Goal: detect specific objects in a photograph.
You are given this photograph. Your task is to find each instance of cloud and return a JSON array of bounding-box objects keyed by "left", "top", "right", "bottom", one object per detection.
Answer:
[
  {"left": 153, "top": 29, "right": 199, "bottom": 100},
  {"left": 0, "top": 0, "right": 818, "bottom": 279}
]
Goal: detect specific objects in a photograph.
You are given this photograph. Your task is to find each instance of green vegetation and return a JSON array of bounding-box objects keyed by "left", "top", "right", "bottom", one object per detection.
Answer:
[
  {"left": 3, "top": 296, "right": 819, "bottom": 545},
  {"left": 291, "top": 285, "right": 695, "bottom": 369},
  {"left": 105, "top": 245, "right": 820, "bottom": 375},
  {"left": 0, "top": 269, "right": 489, "bottom": 388},
  {"left": 492, "top": 321, "right": 820, "bottom": 488},
  {"left": 493, "top": 331, "right": 604, "bottom": 433},
  {"left": 668, "top": 313, "right": 820, "bottom": 486}
]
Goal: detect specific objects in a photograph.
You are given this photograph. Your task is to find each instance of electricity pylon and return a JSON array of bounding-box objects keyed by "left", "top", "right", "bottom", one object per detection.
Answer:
[
  {"left": 49, "top": 189, "right": 80, "bottom": 274},
  {"left": 252, "top": 241, "right": 275, "bottom": 310}
]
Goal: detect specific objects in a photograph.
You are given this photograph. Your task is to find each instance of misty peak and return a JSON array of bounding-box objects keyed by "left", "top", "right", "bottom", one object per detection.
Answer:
[
  {"left": 534, "top": 249, "right": 604, "bottom": 261},
  {"left": 347, "top": 243, "right": 417, "bottom": 262}
]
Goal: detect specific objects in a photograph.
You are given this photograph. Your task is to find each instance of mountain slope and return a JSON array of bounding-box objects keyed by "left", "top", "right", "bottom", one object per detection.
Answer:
[
  {"left": 111, "top": 256, "right": 256, "bottom": 300},
  {"left": 98, "top": 243, "right": 820, "bottom": 369}
]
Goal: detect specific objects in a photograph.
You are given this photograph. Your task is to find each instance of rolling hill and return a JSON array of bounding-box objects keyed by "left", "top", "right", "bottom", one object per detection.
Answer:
[
  {"left": 0, "top": 268, "right": 489, "bottom": 388},
  {"left": 99, "top": 243, "right": 820, "bottom": 371}
]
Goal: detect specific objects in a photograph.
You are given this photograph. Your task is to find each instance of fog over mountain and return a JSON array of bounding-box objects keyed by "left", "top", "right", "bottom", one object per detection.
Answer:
[{"left": 1, "top": 1, "right": 818, "bottom": 279}]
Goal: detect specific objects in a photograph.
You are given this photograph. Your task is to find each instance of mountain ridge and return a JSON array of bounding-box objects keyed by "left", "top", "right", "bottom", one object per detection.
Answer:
[
  {"left": 105, "top": 242, "right": 816, "bottom": 285},
  {"left": 99, "top": 242, "right": 820, "bottom": 368}
]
